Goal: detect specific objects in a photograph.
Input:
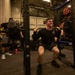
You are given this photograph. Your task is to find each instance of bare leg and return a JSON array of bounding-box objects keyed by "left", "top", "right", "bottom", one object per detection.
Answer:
[
  {"left": 38, "top": 46, "right": 44, "bottom": 64},
  {"left": 1, "top": 47, "right": 6, "bottom": 59},
  {"left": 52, "top": 46, "right": 60, "bottom": 61},
  {"left": 2, "top": 47, "right": 6, "bottom": 54},
  {"left": 51, "top": 46, "right": 60, "bottom": 68}
]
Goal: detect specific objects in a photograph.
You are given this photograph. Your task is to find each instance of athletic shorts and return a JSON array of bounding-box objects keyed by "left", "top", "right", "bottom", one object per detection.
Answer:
[
  {"left": 39, "top": 42, "right": 57, "bottom": 51},
  {"left": 2, "top": 44, "right": 11, "bottom": 47}
]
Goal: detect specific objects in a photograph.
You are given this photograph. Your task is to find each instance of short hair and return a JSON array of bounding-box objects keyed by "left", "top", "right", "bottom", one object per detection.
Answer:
[{"left": 45, "top": 18, "right": 53, "bottom": 24}]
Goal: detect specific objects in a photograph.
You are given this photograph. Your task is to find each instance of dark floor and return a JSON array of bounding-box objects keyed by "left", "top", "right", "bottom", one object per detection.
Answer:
[{"left": 0, "top": 47, "right": 75, "bottom": 75}]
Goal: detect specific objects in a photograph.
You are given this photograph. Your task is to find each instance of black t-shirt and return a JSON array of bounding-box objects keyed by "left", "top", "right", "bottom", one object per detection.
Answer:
[
  {"left": 1, "top": 22, "right": 8, "bottom": 30},
  {"left": 32, "top": 28, "right": 55, "bottom": 45}
]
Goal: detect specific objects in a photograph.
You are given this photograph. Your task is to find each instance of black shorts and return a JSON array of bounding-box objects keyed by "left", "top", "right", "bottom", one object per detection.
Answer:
[
  {"left": 39, "top": 42, "right": 57, "bottom": 51},
  {"left": 2, "top": 44, "right": 11, "bottom": 47}
]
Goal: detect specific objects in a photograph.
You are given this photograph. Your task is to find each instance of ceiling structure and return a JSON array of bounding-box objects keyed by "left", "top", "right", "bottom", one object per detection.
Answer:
[
  {"left": 29, "top": 0, "right": 67, "bottom": 9},
  {"left": 11, "top": 0, "right": 69, "bottom": 10},
  {"left": 11, "top": 0, "right": 70, "bottom": 18}
]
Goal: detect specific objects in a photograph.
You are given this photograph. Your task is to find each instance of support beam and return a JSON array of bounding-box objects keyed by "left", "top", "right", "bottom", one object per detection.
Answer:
[
  {"left": 23, "top": 0, "right": 31, "bottom": 75},
  {"left": 0, "top": 0, "right": 11, "bottom": 24},
  {"left": 55, "top": 0, "right": 70, "bottom": 11},
  {"left": 54, "top": 11, "right": 60, "bottom": 26},
  {"left": 71, "top": 0, "right": 75, "bottom": 68}
]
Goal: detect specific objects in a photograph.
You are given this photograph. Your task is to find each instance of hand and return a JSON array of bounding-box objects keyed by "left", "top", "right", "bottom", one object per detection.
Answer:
[
  {"left": 21, "top": 35, "right": 24, "bottom": 38},
  {"left": 56, "top": 27, "right": 60, "bottom": 30}
]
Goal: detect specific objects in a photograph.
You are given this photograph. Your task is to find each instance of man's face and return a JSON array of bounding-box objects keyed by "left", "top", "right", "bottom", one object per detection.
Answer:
[{"left": 46, "top": 19, "right": 53, "bottom": 28}]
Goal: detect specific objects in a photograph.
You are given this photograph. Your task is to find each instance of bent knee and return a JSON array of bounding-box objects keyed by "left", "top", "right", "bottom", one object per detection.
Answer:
[
  {"left": 52, "top": 46, "right": 60, "bottom": 54},
  {"left": 54, "top": 49, "right": 60, "bottom": 54},
  {"left": 38, "top": 46, "right": 44, "bottom": 55},
  {"left": 56, "top": 49, "right": 60, "bottom": 54}
]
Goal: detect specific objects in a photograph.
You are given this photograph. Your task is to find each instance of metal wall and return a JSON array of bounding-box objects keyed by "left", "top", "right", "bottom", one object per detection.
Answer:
[{"left": 0, "top": 0, "right": 11, "bottom": 24}]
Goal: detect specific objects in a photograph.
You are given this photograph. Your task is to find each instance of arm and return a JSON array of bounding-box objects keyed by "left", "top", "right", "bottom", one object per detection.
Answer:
[
  {"left": 56, "top": 28, "right": 64, "bottom": 40},
  {"left": 60, "top": 29, "right": 64, "bottom": 36},
  {"left": 32, "top": 28, "right": 41, "bottom": 41},
  {"left": 20, "top": 31, "right": 24, "bottom": 38},
  {"left": 53, "top": 27, "right": 61, "bottom": 42},
  {"left": 54, "top": 37, "right": 58, "bottom": 42},
  {"left": 60, "top": 29, "right": 64, "bottom": 40}
]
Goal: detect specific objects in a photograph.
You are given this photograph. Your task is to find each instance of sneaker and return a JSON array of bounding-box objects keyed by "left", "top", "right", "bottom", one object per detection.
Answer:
[
  {"left": 5, "top": 52, "right": 12, "bottom": 56},
  {"left": 1, "top": 54, "right": 6, "bottom": 60},
  {"left": 51, "top": 60, "right": 60, "bottom": 68}
]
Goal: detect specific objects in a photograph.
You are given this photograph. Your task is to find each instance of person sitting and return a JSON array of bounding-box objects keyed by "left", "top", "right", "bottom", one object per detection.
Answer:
[{"left": 0, "top": 28, "right": 12, "bottom": 60}]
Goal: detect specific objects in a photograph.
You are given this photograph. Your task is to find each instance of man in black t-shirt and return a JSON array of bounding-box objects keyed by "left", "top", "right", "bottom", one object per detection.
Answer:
[{"left": 32, "top": 18, "right": 60, "bottom": 68}]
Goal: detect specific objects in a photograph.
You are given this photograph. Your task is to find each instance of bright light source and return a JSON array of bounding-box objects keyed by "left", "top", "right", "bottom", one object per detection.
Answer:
[
  {"left": 68, "top": 5, "right": 71, "bottom": 8},
  {"left": 66, "top": 0, "right": 70, "bottom": 1},
  {"left": 43, "top": 0, "right": 51, "bottom": 3}
]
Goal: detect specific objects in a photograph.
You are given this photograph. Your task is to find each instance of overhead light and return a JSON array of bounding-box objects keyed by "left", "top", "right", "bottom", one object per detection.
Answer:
[
  {"left": 66, "top": 0, "right": 70, "bottom": 1},
  {"left": 43, "top": 0, "right": 51, "bottom": 3},
  {"left": 68, "top": 5, "right": 71, "bottom": 8}
]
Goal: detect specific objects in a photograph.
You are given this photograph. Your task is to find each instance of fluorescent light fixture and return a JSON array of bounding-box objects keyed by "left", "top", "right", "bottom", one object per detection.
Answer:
[{"left": 43, "top": 0, "right": 51, "bottom": 3}]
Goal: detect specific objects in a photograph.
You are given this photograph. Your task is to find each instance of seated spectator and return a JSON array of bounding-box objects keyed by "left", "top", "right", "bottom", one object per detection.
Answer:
[{"left": 0, "top": 27, "right": 12, "bottom": 60}]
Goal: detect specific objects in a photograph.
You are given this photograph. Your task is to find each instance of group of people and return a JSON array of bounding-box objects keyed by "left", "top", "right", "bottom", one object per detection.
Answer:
[
  {"left": 0, "top": 17, "right": 65, "bottom": 68},
  {"left": 0, "top": 18, "right": 24, "bottom": 60},
  {"left": 32, "top": 18, "right": 65, "bottom": 68}
]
